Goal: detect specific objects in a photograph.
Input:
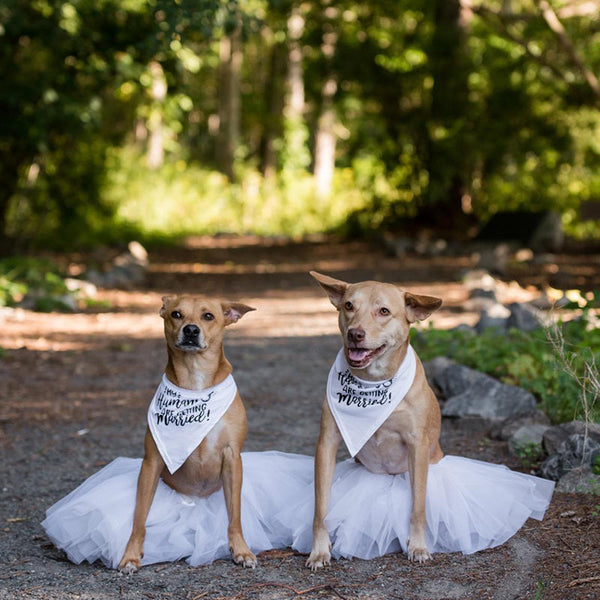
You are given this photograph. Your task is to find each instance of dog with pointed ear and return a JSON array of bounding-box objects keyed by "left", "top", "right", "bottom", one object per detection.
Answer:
[
  {"left": 305, "top": 272, "right": 444, "bottom": 570},
  {"left": 119, "top": 294, "right": 258, "bottom": 573}
]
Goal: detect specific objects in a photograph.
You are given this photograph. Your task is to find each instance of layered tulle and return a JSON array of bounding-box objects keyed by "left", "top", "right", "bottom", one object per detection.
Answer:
[
  {"left": 41, "top": 451, "right": 310, "bottom": 569},
  {"left": 42, "top": 451, "right": 554, "bottom": 568},
  {"left": 280, "top": 455, "right": 555, "bottom": 560}
]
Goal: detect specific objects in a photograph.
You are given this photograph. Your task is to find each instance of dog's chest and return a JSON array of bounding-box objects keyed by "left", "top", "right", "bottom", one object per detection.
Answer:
[{"left": 356, "top": 426, "right": 410, "bottom": 475}]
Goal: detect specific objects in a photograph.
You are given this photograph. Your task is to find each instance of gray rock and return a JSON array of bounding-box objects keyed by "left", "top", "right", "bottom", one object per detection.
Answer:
[
  {"left": 506, "top": 302, "right": 544, "bottom": 332},
  {"left": 462, "top": 269, "right": 498, "bottom": 292},
  {"left": 423, "top": 357, "right": 456, "bottom": 393},
  {"left": 127, "top": 240, "right": 149, "bottom": 264},
  {"left": 476, "top": 242, "right": 514, "bottom": 275},
  {"left": 382, "top": 235, "right": 413, "bottom": 258},
  {"left": 64, "top": 278, "right": 97, "bottom": 299},
  {"left": 439, "top": 365, "right": 537, "bottom": 419},
  {"left": 475, "top": 303, "right": 510, "bottom": 333},
  {"left": 508, "top": 424, "right": 550, "bottom": 457},
  {"left": 543, "top": 421, "right": 600, "bottom": 456},
  {"left": 556, "top": 466, "right": 600, "bottom": 494},
  {"left": 529, "top": 212, "right": 563, "bottom": 252},
  {"left": 539, "top": 434, "right": 600, "bottom": 481},
  {"left": 449, "top": 323, "right": 476, "bottom": 334},
  {"left": 85, "top": 241, "right": 148, "bottom": 290},
  {"left": 436, "top": 364, "right": 483, "bottom": 397},
  {"left": 465, "top": 288, "right": 498, "bottom": 311},
  {"left": 490, "top": 410, "right": 552, "bottom": 441}
]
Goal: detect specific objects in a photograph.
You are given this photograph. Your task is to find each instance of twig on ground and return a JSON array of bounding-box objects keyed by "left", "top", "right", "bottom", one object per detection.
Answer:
[
  {"left": 223, "top": 582, "right": 350, "bottom": 600},
  {"left": 567, "top": 575, "right": 600, "bottom": 587},
  {"left": 222, "top": 575, "right": 383, "bottom": 600}
]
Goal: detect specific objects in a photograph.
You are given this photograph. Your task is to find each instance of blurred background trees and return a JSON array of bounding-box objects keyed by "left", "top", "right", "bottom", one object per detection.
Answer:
[{"left": 2, "top": 0, "right": 600, "bottom": 250}]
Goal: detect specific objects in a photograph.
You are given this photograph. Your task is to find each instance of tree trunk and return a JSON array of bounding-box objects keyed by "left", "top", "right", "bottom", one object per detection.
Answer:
[
  {"left": 278, "top": 6, "right": 310, "bottom": 172},
  {"left": 216, "top": 15, "right": 242, "bottom": 181},
  {"left": 424, "top": 0, "right": 471, "bottom": 234},
  {"left": 146, "top": 61, "right": 167, "bottom": 169},
  {"left": 313, "top": 76, "right": 337, "bottom": 200},
  {"left": 313, "top": 12, "right": 338, "bottom": 200},
  {"left": 260, "top": 32, "right": 287, "bottom": 179}
]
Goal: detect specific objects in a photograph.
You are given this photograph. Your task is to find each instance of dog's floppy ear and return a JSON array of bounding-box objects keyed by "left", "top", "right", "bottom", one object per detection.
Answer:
[
  {"left": 221, "top": 302, "right": 256, "bottom": 326},
  {"left": 309, "top": 271, "right": 349, "bottom": 309},
  {"left": 160, "top": 295, "right": 175, "bottom": 318},
  {"left": 404, "top": 292, "right": 442, "bottom": 323}
]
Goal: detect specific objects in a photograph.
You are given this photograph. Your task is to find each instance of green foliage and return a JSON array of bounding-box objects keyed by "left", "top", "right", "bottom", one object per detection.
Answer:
[
  {"left": 3, "top": 0, "right": 600, "bottom": 248},
  {"left": 105, "top": 148, "right": 369, "bottom": 238},
  {"left": 412, "top": 318, "right": 600, "bottom": 424},
  {"left": 512, "top": 441, "right": 545, "bottom": 471},
  {"left": 0, "top": 257, "right": 76, "bottom": 311}
]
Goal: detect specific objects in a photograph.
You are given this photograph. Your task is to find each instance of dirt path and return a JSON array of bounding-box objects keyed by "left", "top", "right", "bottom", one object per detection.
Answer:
[{"left": 1, "top": 236, "right": 599, "bottom": 600}]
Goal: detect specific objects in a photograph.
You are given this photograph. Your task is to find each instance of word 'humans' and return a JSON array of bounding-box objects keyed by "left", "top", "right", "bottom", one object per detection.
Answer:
[{"left": 154, "top": 389, "right": 213, "bottom": 426}]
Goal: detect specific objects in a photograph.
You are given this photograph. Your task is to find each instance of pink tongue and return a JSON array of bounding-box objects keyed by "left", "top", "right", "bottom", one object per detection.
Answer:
[{"left": 349, "top": 348, "right": 370, "bottom": 362}]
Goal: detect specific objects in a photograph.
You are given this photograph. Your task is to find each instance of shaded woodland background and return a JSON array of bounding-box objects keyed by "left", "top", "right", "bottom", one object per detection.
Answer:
[{"left": 3, "top": 0, "right": 600, "bottom": 250}]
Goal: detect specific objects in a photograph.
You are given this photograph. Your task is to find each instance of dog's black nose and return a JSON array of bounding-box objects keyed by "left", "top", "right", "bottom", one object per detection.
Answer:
[
  {"left": 348, "top": 327, "right": 365, "bottom": 343},
  {"left": 183, "top": 324, "right": 200, "bottom": 338}
]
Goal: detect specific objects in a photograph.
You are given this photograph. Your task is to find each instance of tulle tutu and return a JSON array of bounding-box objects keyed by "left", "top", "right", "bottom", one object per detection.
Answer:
[
  {"left": 41, "top": 451, "right": 310, "bottom": 569},
  {"left": 42, "top": 451, "right": 554, "bottom": 568},
  {"left": 280, "top": 455, "right": 555, "bottom": 560}
]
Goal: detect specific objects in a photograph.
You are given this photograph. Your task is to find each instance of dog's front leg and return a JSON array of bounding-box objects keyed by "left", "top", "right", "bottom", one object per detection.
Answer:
[
  {"left": 222, "top": 446, "right": 257, "bottom": 568},
  {"left": 119, "top": 430, "right": 164, "bottom": 574},
  {"left": 407, "top": 436, "right": 431, "bottom": 563},
  {"left": 306, "top": 402, "right": 341, "bottom": 571}
]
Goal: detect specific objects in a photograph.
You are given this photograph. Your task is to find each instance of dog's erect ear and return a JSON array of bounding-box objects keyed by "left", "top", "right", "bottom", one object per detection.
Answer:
[
  {"left": 404, "top": 292, "right": 442, "bottom": 323},
  {"left": 160, "top": 295, "right": 175, "bottom": 318},
  {"left": 221, "top": 302, "right": 256, "bottom": 326},
  {"left": 309, "top": 271, "right": 349, "bottom": 309}
]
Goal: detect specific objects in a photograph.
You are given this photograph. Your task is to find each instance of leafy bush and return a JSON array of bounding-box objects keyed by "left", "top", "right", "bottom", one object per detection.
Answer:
[
  {"left": 0, "top": 258, "right": 76, "bottom": 312},
  {"left": 412, "top": 318, "right": 600, "bottom": 424},
  {"left": 104, "top": 148, "right": 369, "bottom": 239}
]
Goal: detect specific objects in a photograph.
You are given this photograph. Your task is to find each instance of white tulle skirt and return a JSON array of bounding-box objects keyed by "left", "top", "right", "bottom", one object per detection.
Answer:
[
  {"left": 41, "top": 451, "right": 308, "bottom": 569},
  {"left": 279, "top": 455, "right": 555, "bottom": 560},
  {"left": 42, "top": 451, "right": 554, "bottom": 568}
]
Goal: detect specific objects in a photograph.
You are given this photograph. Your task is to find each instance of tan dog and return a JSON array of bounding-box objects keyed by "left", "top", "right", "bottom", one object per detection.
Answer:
[
  {"left": 118, "top": 294, "right": 257, "bottom": 573},
  {"left": 306, "top": 272, "right": 444, "bottom": 570}
]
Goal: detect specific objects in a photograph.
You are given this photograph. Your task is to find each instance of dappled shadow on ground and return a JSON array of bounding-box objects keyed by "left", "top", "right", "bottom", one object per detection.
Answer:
[
  {"left": 2, "top": 236, "right": 600, "bottom": 600},
  {"left": 145, "top": 236, "right": 475, "bottom": 296}
]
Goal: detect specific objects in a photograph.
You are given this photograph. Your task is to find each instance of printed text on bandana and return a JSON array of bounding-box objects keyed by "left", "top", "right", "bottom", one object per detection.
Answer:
[
  {"left": 153, "top": 387, "right": 213, "bottom": 426},
  {"left": 336, "top": 370, "right": 393, "bottom": 408},
  {"left": 148, "top": 373, "right": 237, "bottom": 473},
  {"left": 326, "top": 346, "right": 416, "bottom": 456}
]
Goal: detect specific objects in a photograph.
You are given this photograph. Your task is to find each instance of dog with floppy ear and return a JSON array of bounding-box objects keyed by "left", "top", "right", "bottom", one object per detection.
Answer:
[
  {"left": 306, "top": 272, "right": 443, "bottom": 569},
  {"left": 118, "top": 294, "right": 257, "bottom": 573}
]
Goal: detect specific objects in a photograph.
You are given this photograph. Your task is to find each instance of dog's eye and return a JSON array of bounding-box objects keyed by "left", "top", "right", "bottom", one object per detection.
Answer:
[
  {"left": 171, "top": 310, "right": 183, "bottom": 319},
  {"left": 380, "top": 307, "right": 390, "bottom": 316},
  {"left": 202, "top": 312, "right": 215, "bottom": 321},
  {"left": 344, "top": 301, "right": 353, "bottom": 311}
]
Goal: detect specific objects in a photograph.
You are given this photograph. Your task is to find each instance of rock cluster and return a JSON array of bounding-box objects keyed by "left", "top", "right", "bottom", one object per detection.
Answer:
[
  {"left": 425, "top": 358, "right": 600, "bottom": 495},
  {"left": 84, "top": 241, "right": 148, "bottom": 290}
]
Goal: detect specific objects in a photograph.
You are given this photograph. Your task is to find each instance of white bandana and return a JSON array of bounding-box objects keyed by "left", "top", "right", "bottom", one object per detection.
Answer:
[
  {"left": 327, "top": 345, "right": 417, "bottom": 457},
  {"left": 148, "top": 373, "right": 237, "bottom": 474}
]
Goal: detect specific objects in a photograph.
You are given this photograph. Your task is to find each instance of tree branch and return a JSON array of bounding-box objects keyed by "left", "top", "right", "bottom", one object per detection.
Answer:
[
  {"left": 459, "top": 0, "right": 570, "bottom": 84},
  {"left": 535, "top": 0, "right": 600, "bottom": 101}
]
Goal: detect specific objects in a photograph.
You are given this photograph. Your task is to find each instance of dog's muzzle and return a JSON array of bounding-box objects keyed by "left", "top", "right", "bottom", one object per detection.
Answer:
[{"left": 176, "top": 324, "right": 206, "bottom": 351}]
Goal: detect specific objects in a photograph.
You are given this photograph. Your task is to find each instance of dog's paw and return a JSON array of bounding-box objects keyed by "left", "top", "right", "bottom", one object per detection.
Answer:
[
  {"left": 232, "top": 549, "right": 257, "bottom": 569},
  {"left": 118, "top": 560, "right": 140, "bottom": 575},
  {"left": 305, "top": 549, "right": 331, "bottom": 571},
  {"left": 407, "top": 542, "right": 431, "bottom": 564}
]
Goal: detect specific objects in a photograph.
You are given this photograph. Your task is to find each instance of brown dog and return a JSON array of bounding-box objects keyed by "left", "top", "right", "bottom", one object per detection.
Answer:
[
  {"left": 118, "top": 294, "right": 257, "bottom": 573},
  {"left": 306, "top": 272, "right": 444, "bottom": 570}
]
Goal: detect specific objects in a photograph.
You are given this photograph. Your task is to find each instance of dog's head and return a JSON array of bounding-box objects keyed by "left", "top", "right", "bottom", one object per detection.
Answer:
[
  {"left": 310, "top": 271, "right": 441, "bottom": 377},
  {"left": 160, "top": 294, "right": 255, "bottom": 353}
]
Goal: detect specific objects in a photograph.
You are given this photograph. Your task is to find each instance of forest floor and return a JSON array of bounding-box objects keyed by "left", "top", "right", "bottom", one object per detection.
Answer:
[{"left": 1, "top": 236, "right": 599, "bottom": 600}]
